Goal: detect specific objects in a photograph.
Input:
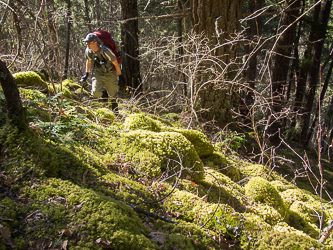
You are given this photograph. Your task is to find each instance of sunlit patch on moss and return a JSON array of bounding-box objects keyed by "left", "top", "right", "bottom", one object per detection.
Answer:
[
  {"left": 248, "top": 203, "right": 284, "bottom": 225},
  {"left": 132, "top": 151, "right": 163, "bottom": 177},
  {"left": 270, "top": 180, "right": 296, "bottom": 192},
  {"left": 124, "top": 113, "right": 161, "bottom": 132},
  {"left": 241, "top": 163, "right": 280, "bottom": 181},
  {"left": 13, "top": 71, "right": 48, "bottom": 91},
  {"left": 255, "top": 222, "right": 323, "bottom": 250},
  {"left": 245, "top": 177, "right": 286, "bottom": 217},
  {"left": 119, "top": 130, "right": 204, "bottom": 180},
  {"left": 95, "top": 108, "right": 115, "bottom": 123}
]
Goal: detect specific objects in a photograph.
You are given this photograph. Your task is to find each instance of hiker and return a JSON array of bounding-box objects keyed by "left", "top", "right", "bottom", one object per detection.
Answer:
[{"left": 80, "top": 32, "right": 121, "bottom": 111}]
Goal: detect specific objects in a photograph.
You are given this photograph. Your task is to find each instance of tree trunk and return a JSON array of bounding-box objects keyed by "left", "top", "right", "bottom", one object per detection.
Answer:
[
  {"left": 120, "top": 0, "right": 140, "bottom": 92},
  {"left": 63, "top": 0, "right": 72, "bottom": 79},
  {"left": 191, "top": 0, "right": 242, "bottom": 125},
  {"left": 269, "top": 0, "right": 300, "bottom": 142},
  {"left": 300, "top": 0, "right": 332, "bottom": 144},
  {"left": 245, "top": 0, "right": 264, "bottom": 105},
  {"left": 307, "top": 50, "right": 333, "bottom": 143},
  {"left": 0, "top": 60, "right": 27, "bottom": 129},
  {"left": 84, "top": 0, "right": 92, "bottom": 33},
  {"left": 271, "top": 0, "right": 300, "bottom": 96}
]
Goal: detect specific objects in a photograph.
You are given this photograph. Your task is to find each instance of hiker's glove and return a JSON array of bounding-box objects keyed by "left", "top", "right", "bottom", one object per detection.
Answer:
[{"left": 79, "top": 72, "right": 89, "bottom": 83}]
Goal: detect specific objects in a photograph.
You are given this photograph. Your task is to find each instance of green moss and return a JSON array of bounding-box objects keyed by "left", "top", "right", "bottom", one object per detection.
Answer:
[
  {"left": 124, "top": 113, "right": 214, "bottom": 157},
  {"left": 280, "top": 188, "right": 317, "bottom": 207},
  {"left": 241, "top": 163, "right": 280, "bottom": 181},
  {"left": 132, "top": 151, "right": 162, "bottom": 177},
  {"left": 202, "top": 151, "right": 228, "bottom": 169},
  {"left": 19, "top": 88, "right": 46, "bottom": 100},
  {"left": 22, "top": 178, "right": 159, "bottom": 250},
  {"left": 245, "top": 177, "right": 286, "bottom": 217},
  {"left": 194, "top": 168, "right": 245, "bottom": 207},
  {"left": 270, "top": 180, "right": 296, "bottom": 192},
  {"left": 281, "top": 188, "right": 330, "bottom": 229},
  {"left": 248, "top": 203, "right": 284, "bottom": 225},
  {"left": 119, "top": 130, "right": 204, "bottom": 181},
  {"left": 96, "top": 108, "right": 115, "bottom": 123},
  {"left": 54, "top": 84, "right": 77, "bottom": 99},
  {"left": 13, "top": 71, "right": 48, "bottom": 90},
  {"left": 164, "top": 223, "right": 218, "bottom": 249},
  {"left": 124, "top": 113, "right": 161, "bottom": 132},
  {"left": 33, "top": 70, "right": 47, "bottom": 81},
  {"left": 256, "top": 222, "right": 323, "bottom": 250},
  {"left": 171, "top": 128, "right": 214, "bottom": 157}
]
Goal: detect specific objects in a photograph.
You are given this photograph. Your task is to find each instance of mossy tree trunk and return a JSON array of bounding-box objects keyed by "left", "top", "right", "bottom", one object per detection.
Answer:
[
  {"left": 190, "top": 0, "right": 242, "bottom": 125},
  {"left": 0, "top": 60, "right": 27, "bottom": 130}
]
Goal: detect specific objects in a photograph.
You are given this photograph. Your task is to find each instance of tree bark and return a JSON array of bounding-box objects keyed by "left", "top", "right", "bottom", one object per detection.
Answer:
[
  {"left": 190, "top": 0, "right": 242, "bottom": 125},
  {"left": 120, "top": 0, "right": 141, "bottom": 92},
  {"left": 299, "top": 0, "right": 332, "bottom": 144},
  {"left": 63, "top": 0, "right": 72, "bottom": 79},
  {"left": 271, "top": 0, "right": 300, "bottom": 96},
  {"left": 0, "top": 60, "right": 27, "bottom": 129},
  {"left": 84, "top": 0, "right": 92, "bottom": 33},
  {"left": 269, "top": 0, "right": 300, "bottom": 143},
  {"left": 245, "top": 0, "right": 264, "bottom": 105}
]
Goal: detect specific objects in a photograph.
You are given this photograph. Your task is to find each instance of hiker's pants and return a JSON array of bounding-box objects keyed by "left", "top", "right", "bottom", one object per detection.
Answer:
[{"left": 91, "top": 71, "right": 117, "bottom": 98}]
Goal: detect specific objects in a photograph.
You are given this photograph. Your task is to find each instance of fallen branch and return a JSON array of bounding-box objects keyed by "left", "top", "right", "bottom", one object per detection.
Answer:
[
  {"left": 130, "top": 204, "right": 178, "bottom": 224},
  {"left": 318, "top": 220, "right": 333, "bottom": 243}
]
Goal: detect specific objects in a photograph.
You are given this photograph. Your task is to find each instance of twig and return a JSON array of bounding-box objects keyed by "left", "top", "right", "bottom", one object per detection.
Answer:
[
  {"left": 130, "top": 204, "right": 178, "bottom": 224},
  {"left": 318, "top": 220, "right": 333, "bottom": 243}
]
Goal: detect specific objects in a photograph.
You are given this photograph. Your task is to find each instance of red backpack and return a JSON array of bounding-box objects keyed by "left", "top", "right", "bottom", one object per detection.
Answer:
[{"left": 93, "top": 30, "right": 121, "bottom": 67}]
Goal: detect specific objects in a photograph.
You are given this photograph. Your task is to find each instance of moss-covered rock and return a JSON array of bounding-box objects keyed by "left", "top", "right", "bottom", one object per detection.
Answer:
[
  {"left": 249, "top": 203, "right": 284, "bottom": 225},
  {"left": 171, "top": 128, "right": 214, "bottom": 157},
  {"left": 132, "top": 151, "right": 163, "bottom": 177},
  {"left": 255, "top": 222, "right": 324, "bottom": 250},
  {"left": 18, "top": 178, "right": 159, "bottom": 249},
  {"left": 119, "top": 130, "right": 204, "bottom": 180},
  {"left": 124, "top": 113, "right": 214, "bottom": 157},
  {"left": 124, "top": 113, "right": 161, "bottom": 132},
  {"left": 241, "top": 163, "right": 280, "bottom": 181},
  {"left": 13, "top": 71, "right": 48, "bottom": 90},
  {"left": 96, "top": 108, "right": 115, "bottom": 123},
  {"left": 270, "top": 180, "right": 296, "bottom": 192},
  {"left": 245, "top": 177, "right": 286, "bottom": 217},
  {"left": 281, "top": 188, "right": 330, "bottom": 228}
]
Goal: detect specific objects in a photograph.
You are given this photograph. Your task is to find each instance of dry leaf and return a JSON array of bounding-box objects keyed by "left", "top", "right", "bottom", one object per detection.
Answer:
[
  {"left": 61, "top": 240, "right": 68, "bottom": 250},
  {"left": 83, "top": 170, "right": 88, "bottom": 184},
  {"left": 121, "top": 163, "right": 130, "bottom": 173},
  {"left": 59, "top": 229, "right": 73, "bottom": 237},
  {"left": 0, "top": 227, "right": 17, "bottom": 248},
  {"left": 4, "top": 177, "right": 14, "bottom": 186},
  {"left": 157, "top": 184, "right": 166, "bottom": 192},
  {"left": 95, "top": 238, "right": 112, "bottom": 248},
  {"left": 72, "top": 201, "right": 86, "bottom": 212},
  {"left": 25, "top": 210, "right": 44, "bottom": 223}
]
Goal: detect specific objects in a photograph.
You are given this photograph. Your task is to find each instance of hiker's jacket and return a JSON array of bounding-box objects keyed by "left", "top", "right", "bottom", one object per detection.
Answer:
[{"left": 85, "top": 44, "right": 117, "bottom": 74}]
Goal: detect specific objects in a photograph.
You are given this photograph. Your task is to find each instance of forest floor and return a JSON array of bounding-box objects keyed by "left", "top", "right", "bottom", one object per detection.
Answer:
[{"left": 1, "top": 75, "right": 333, "bottom": 249}]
